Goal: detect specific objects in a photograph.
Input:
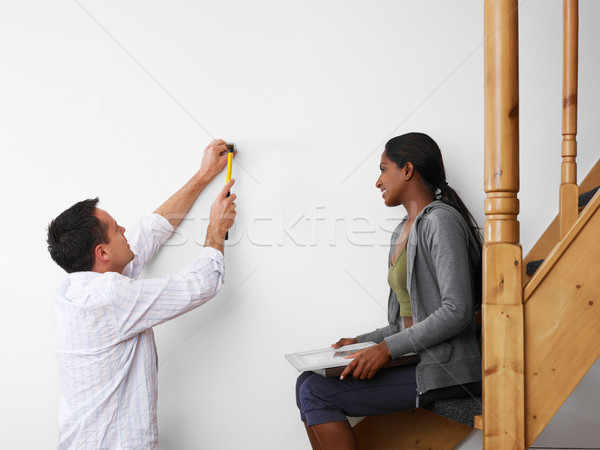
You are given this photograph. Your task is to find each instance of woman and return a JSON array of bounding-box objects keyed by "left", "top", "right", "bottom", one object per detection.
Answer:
[{"left": 296, "top": 132, "right": 482, "bottom": 449}]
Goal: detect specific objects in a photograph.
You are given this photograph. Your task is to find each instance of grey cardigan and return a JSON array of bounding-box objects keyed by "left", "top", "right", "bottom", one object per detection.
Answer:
[{"left": 357, "top": 201, "right": 482, "bottom": 396}]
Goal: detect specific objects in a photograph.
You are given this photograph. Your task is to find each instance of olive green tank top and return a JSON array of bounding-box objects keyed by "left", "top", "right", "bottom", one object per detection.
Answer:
[{"left": 388, "top": 249, "right": 412, "bottom": 317}]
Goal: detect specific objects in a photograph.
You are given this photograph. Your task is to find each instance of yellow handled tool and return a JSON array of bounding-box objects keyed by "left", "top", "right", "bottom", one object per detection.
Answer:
[
  {"left": 225, "top": 145, "right": 234, "bottom": 183},
  {"left": 225, "top": 143, "right": 235, "bottom": 240}
]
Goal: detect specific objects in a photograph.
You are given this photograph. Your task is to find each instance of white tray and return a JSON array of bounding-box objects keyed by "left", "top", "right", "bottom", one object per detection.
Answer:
[{"left": 285, "top": 342, "right": 376, "bottom": 372}]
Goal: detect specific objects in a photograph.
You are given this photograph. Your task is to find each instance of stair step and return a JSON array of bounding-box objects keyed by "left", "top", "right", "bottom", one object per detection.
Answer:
[
  {"left": 425, "top": 396, "right": 482, "bottom": 428},
  {"left": 526, "top": 185, "right": 599, "bottom": 276},
  {"left": 526, "top": 259, "right": 544, "bottom": 275},
  {"left": 353, "top": 409, "right": 473, "bottom": 449},
  {"left": 578, "top": 185, "right": 599, "bottom": 209},
  {"left": 474, "top": 414, "right": 483, "bottom": 430}
]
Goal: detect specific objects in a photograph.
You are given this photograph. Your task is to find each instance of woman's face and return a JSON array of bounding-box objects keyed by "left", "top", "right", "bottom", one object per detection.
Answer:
[{"left": 376, "top": 152, "right": 407, "bottom": 207}]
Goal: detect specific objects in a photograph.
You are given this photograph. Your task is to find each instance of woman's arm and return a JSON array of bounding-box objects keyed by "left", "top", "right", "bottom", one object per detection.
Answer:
[{"left": 356, "top": 324, "right": 397, "bottom": 344}]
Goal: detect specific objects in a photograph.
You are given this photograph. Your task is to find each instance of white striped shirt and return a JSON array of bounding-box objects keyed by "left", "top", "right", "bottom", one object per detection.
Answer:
[{"left": 54, "top": 213, "right": 224, "bottom": 449}]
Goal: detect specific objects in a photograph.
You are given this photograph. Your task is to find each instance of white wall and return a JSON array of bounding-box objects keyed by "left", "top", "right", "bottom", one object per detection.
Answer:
[{"left": 1, "top": 1, "right": 598, "bottom": 449}]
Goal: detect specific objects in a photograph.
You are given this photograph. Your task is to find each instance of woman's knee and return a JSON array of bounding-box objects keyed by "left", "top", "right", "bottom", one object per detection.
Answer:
[
  {"left": 296, "top": 372, "right": 316, "bottom": 408},
  {"left": 297, "top": 373, "right": 334, "bottom": 412}
]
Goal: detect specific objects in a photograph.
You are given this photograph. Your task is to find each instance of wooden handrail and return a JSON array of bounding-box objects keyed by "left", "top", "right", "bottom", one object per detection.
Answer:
[
  {"left": 482, "top": 1, "right": 526, "bottom": 448},
  {"left": 559, "top": 0, "right": 579, "bottom": 239}
]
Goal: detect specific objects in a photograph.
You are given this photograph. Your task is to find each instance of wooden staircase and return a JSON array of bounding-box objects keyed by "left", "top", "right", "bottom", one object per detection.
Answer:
[
  {"left": 354, "top": 0, "right": 599, "bottom": 448},
  {"left": 479, "top": 0, "right": 599, "bottom": 447}
]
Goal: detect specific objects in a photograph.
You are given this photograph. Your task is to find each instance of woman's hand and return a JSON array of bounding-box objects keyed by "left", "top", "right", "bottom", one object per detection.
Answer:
[
  {"left": 340, "top": 342, "right": 391, "bottom": 380},
  {"left": 332, "top": 337, "right": 358, "bottom": 349}
]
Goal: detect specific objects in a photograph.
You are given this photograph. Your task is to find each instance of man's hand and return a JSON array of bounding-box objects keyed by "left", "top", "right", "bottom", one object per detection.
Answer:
[
  {"left": 340, "top": 342, "right": 391, "bottom": 380},
  {"left": 204, "top": 179, "right": 237, "bottom": 253},
  {"left": 154, "top": 139, "right": 234, "bottom": 229},
  {"left": 332, "top": 337, "right": 358, "bottom": 349},
  {"left": 199, "top": 139, "right": 233, "bottom": 181}
]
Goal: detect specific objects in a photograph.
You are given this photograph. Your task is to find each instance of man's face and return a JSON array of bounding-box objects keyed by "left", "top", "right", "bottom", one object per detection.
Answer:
[{"left": 94, "top": 208, "right": 134, "bottom": 273}]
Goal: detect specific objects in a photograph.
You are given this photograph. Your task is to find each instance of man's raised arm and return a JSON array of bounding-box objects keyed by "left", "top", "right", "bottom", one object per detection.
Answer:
[
  {"left": 154, "top": 139, "right": 230, "bottom": 229},
  {"left": 153, "top": 139, "right": 237, "bottom": 255}
]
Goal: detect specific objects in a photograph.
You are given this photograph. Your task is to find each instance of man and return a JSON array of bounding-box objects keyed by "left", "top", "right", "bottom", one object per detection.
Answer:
[{"left": 46, "top": 139, "right": 237, "bottom": 449}]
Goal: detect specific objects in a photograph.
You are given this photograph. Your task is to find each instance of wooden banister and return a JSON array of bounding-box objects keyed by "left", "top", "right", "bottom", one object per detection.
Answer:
[
  {"left": 559, "top": 0, "right": 579, "bottom": 238},
  {"left": 482, "top": 1, "right": 526, "bottom": 449}
]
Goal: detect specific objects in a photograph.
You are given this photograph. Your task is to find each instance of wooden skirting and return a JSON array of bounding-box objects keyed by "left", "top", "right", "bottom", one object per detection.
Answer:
[{"left": 353, "top": 409, "right": 473, "bottom": 450}]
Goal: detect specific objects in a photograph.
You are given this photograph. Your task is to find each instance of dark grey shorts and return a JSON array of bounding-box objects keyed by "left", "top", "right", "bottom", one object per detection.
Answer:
[{"left": 295, "top": 365, "right": 418, "bottom": 426}]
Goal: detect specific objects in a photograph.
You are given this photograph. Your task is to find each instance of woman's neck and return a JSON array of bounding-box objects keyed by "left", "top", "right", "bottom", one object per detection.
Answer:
[
  {"left": 396, "top": 169, "right": 436, "bottom": 221},
  {"left": 404, "top": 191, "right": 435, "bottom": 221}
]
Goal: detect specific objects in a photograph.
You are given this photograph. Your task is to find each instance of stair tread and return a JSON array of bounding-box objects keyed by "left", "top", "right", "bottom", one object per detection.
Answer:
[
  {"left": 526, "top": 259, "right": 544, "bottom": 275},
  {"left": 425, "top": 396, "right": 482, "bottom": 428},
  {"left": 578, "top": 185, "right": 599, "bottom": 209},
  {"left": 525, "top": 185, "right": 599, "bottom": 276}
]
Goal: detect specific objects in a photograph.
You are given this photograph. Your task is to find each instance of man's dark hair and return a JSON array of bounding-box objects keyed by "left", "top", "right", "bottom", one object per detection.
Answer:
[{"left": 47, "top": 198, "right": 109, "bottom": 273}]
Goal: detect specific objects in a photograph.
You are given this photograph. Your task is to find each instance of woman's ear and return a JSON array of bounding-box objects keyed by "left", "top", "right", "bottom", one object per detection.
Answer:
[{"left": 404, "top": 162, "right": 415, "bottom": 180}]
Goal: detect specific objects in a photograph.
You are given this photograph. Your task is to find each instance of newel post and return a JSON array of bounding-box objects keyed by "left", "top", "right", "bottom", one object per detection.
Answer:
[{"left": 483, "top": 0, "right": 526, "bottom": 448}]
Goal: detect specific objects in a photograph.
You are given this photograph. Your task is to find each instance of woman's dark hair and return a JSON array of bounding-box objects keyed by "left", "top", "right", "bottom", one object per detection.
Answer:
[
  {"left": 385, "top": 132, "right": 483, "bottom": 249},
  {"left": 47, "top": 198, "right": 108, "bottom": 273}
]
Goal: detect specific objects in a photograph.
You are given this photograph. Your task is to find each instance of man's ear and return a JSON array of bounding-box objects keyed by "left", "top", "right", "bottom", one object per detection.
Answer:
[{"left": 94, "top": 244, "right": 110, "bottom": 263}]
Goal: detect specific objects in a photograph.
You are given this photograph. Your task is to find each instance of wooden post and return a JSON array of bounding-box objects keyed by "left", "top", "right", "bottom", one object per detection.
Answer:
[
  {"left": 483, "top": 1, "right": 526, "bottom": 448},
  {"left": 559, "top": 0, "right": 579, "bottom": 239}
]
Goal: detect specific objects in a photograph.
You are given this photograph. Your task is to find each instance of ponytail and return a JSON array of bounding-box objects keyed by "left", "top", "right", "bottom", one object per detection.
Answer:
[
  {"left": 438, "top": 181, "right": 483, "bottom": 312},
  {"left": 439, "top": 183, "right": 483, "bottom": 249}
]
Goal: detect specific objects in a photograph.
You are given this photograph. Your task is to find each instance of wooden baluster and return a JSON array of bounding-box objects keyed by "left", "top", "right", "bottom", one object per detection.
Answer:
[
  {"left": 483, "top": 1, "right": 526, "bottom": 448},
  {"left": 560, "top": 0, "right": 579, "bottom": 239}
]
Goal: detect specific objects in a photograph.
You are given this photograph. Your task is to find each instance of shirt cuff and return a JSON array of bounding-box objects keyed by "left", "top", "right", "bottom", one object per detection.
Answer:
[
  {"left": 147, "top": 213, "right": 175, "bottom": 244},
  {"left": 178, "top": 245, "right": 225, "bottom": 281},
  {"left": 384, "top": 332, "right": 415, "bottom": 360},
  {"left": 200, "top": 245, "right": 224, "bottom": 264},
  {"left": 201, "top": 246, "right": 225, "bottom": 283},
  {"left": 150, "top": 212, "right": 175, "bottom": 231}
]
